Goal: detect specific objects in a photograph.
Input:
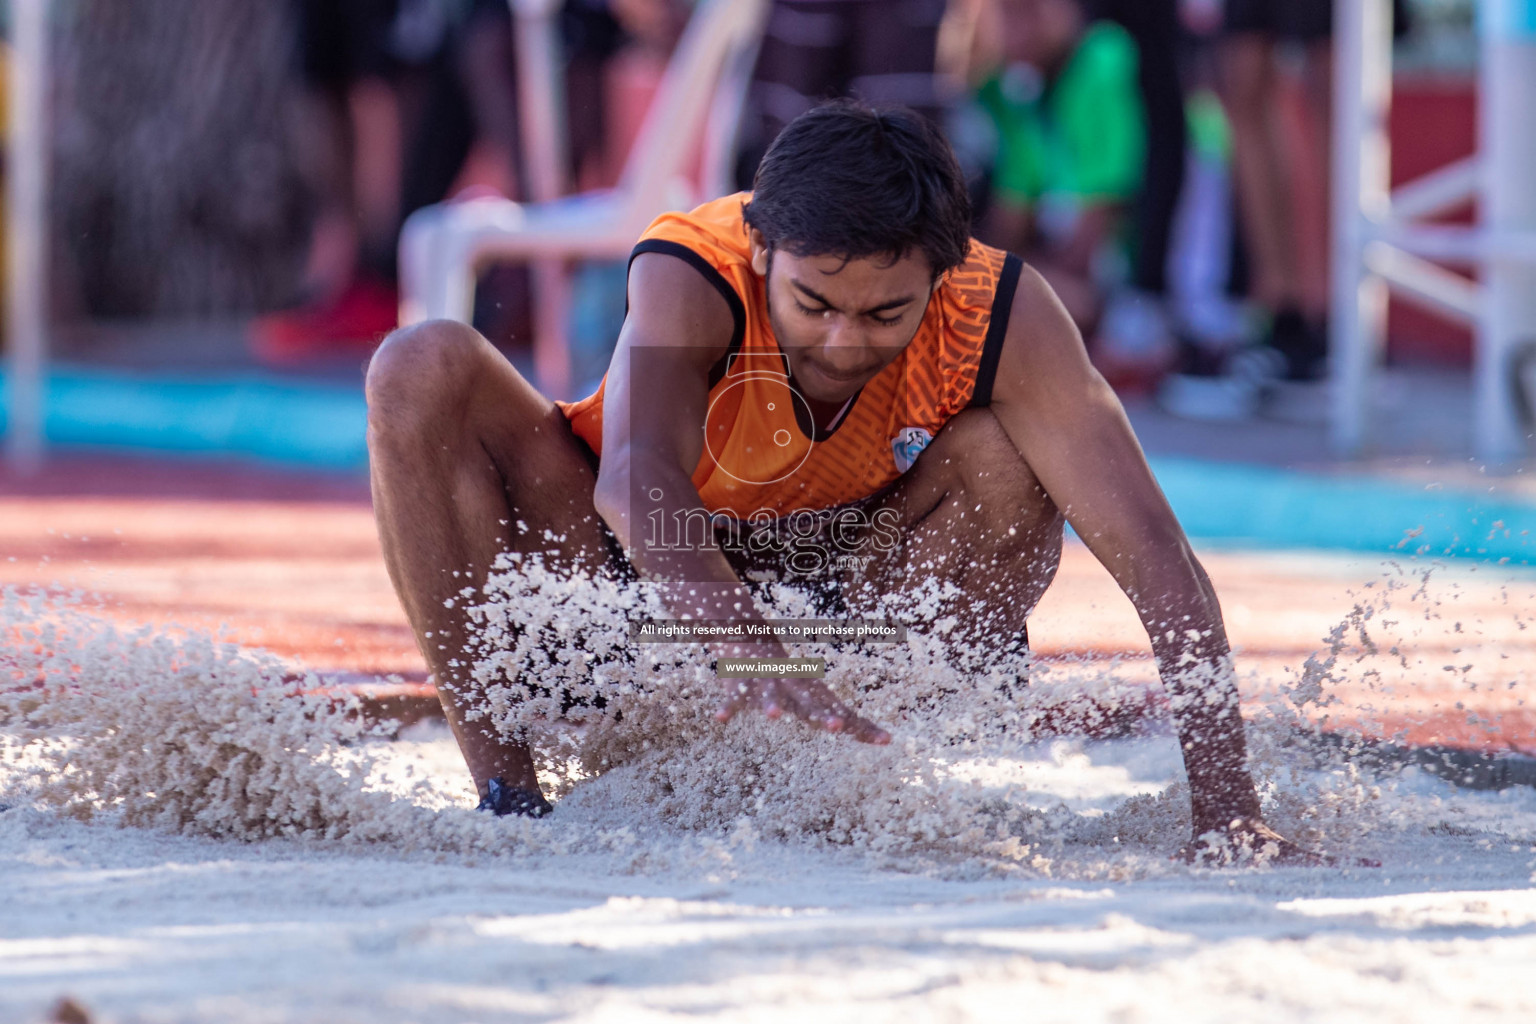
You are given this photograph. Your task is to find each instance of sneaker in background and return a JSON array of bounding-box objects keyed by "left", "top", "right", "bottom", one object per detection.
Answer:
[
  {"left": 250, "top": 274, "right": 399, "bottom": 366},
  {"left": 1156, "top": 298, "right": 1271, "bottom": 421},
  {"left": 1157, "top": 337, "right": 1267, "bottom": 421},
  {"left": 1268, "top": 306, "right": 1329, "bottom": 383},
  {"left": 1259, "top": 308, "right": 1330, "bottom": 422}
]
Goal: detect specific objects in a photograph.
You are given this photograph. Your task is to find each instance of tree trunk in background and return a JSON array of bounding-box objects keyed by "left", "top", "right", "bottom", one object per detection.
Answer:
[{"left": 53, "top": 0, "right": 313, "bottom": 317}]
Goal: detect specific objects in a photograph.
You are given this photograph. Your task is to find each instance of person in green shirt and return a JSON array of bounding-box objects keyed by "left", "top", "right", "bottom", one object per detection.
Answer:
[{"left": 972, "top": 0, "right": 1146, "bottom": 334}]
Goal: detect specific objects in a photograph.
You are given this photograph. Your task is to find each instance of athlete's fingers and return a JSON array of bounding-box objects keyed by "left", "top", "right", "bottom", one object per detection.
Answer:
[
  {"left": 776, "top": 679, "right": 830, "bottom": 725},
  {"left": 717, "top": 678, "right": 888, "bottom": 743},
  {"left": 786, "top": 681, "right": 872, "bottom": 736},
  {"left": 808, "top": 687, "right": 850, "bottom": 728},
  {"left": 782, "top": 681, "right": 880, "bottom": 739},
  {"left": 757, "top": 678, "right": 785, "bottom": 719},
  {"left": 713, "top": 678, "right": 759, "bottom": 722},
  {"left": 844, "top": 713, "right": 892, "bottom": 745}
]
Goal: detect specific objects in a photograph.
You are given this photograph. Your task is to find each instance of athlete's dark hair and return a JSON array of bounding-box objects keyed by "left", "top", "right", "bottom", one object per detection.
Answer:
[{"left": 742, "top": 101, "right": 972, "bottom": 278}]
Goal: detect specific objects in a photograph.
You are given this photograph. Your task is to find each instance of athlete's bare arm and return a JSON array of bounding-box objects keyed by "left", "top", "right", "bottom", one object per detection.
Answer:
[
  {"left": 591, "top": 252, "right": 889, "bottom": 744},
  {"left": 988, "top": 266, "right": 1305, "bottom": 858}
]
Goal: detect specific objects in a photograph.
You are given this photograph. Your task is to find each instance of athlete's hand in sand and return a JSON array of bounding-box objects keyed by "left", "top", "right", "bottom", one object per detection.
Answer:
[
  {"left": 1175, "top": 818, "right": 1340, "bottom": 867},
  {"left": 714, "top": 677, "right": 891, "bottom": 745}
]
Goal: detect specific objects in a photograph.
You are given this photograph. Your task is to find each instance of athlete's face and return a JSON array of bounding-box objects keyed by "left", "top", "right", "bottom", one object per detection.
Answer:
[{"left": 749, "top": 230, "right": 939, "bottom": 405}]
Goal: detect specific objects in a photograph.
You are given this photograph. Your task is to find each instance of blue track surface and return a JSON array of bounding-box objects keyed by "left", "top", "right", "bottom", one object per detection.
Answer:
[
  {"left": 3, "top": 367, "right": 1533, "bottom": 562},
  {"left": 1, "top": 367, "right": 368, "bottom": 471}
]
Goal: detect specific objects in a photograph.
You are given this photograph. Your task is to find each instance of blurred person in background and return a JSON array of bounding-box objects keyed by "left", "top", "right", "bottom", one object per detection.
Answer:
[
  {"left": 1080, "top": 0, "right": 1186, "bottom": 392},
  {"left": 735, "top": 0, "right": 951, "bottom": 188},
  {"left": 256, "top": 0, "right": 686, "bottom": 364},
  {"left": 1207, "top": 0, "right": 1409, "bottom": 399},
  {"left": 1153, "top": 0, "right": 1278, "bottom": 419},
  {"left": 253, "top": 0, "right": 450, "bottom": 363},
  {"left": 953, "top": 0, "right": 1146, "bottom": 345}
]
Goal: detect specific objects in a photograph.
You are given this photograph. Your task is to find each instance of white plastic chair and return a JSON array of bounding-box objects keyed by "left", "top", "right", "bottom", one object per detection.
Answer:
[{"left": 398, "top": 0, "right": 768, "bottom": 399}]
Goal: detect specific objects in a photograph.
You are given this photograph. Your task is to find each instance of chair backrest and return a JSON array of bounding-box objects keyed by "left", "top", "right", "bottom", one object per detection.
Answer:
[
  {"left": 697, "top": 3, "right": 766, "bottom": 201},
  {"left": 616, "top": 0, "right": 768, "bottom": 208}
]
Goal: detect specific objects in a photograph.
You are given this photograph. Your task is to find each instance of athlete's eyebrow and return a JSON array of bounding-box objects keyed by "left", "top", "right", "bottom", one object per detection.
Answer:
[{"left": 790, "top": 278, "right": 917, "bottom": 316}]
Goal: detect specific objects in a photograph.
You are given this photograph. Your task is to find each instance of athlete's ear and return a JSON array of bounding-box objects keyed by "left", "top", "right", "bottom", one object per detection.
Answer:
[{"left": 748, "top": 229, "right": 770, "bottom": 277}]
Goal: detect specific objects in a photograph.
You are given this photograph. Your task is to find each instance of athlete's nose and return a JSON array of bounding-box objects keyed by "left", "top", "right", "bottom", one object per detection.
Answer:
[{"left": 819, "top": 317, "right": 870, "bottom": 374}]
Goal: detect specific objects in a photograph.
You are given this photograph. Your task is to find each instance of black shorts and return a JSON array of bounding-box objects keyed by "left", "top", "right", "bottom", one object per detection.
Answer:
[
  {"left": 1222, "top": 0, "right": 1333, "bottom": 41},
  {"left": 575, "top": 438, "right": 1030, "bottom": 655},
  {"left": 576, "top": 438, "right": 852, "bottom": 617}
]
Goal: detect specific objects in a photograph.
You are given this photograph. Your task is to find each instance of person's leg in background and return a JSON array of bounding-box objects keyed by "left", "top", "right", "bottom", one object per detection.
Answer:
[
  {"left": 253, "top": 0, "right": 413, "bottom": 364},
  {"left": 1217, "top": 0, "right": 1336, "bottom": 383},
  {"left": 1218, "top": 6, "right": 1297, "bottom": 327},
  {"left": 1277, "top": 0, "right": 1337, "bottom": 382},
  {"left": 1089, "top": 0, "right": 1188, "bottom": 390},
  {"left": 562, "top": 1, "right": 627, "bottom": 191},
  {"left": 1264, "top": 0, "right": 1415, "bottom": 378},
  {"left": 288, "top": 0, "right": 364, "bottom": 307},
  {"left": 1154, "top": 23, "right": 1270, "bottom": 420},
  {"left": 1119, "top": 0, "right": 1187, "bottom": 304},
  {"left": 1298, "top": 29, "right": 1335, "bottom": 340}
]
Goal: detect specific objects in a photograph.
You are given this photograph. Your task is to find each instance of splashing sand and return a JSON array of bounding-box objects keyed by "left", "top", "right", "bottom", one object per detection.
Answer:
[
  {"left": 7, "top": 559, "right": 1536, "bottom": 1022},
  {"left": 12, "top": 553, "right": 1514, "bottom": 878}
]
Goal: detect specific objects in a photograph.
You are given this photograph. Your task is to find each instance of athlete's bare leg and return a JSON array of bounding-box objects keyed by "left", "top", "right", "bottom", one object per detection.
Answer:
[
  {"left": 850, "top": 407, "right": 1065, "bottom": 649},
  {"left": 365, "top": 319, "right": 619, "bottom": 799}
]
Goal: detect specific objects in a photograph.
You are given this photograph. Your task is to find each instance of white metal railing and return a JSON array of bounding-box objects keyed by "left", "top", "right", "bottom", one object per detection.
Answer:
[
  {"left": 1332, "top": 0, "right": 1536, "bottom": 463},
  {"left": 399, "top": 0, "right": 766, "bottom": 399},
  {"left": 4, "top": 0, "right": 48, "bottom": 473}
]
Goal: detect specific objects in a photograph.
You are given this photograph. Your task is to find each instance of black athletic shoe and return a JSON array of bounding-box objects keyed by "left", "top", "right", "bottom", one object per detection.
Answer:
[
  {"left": 1269, "top": 307, "right": 1328, "bottom": 382},
  {"left": 476, "top": 777, "right": 553, "bottom": 818}
]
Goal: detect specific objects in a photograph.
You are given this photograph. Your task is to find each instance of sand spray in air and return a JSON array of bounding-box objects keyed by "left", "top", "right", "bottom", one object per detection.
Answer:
[
  {"left": 0, "top": 585, "right": 635, "bottom": 858},
  {"left": 2, "top": 554, "right": 1532, "bottom": 875}
]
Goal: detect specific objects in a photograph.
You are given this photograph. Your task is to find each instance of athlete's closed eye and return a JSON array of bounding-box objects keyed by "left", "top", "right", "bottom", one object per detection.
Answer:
[
  {"left": 793, "top": 298, "right": 904, "bottom": 326},
  {"left": 791, "top": 279, "right": 913, "bottom": 327}
]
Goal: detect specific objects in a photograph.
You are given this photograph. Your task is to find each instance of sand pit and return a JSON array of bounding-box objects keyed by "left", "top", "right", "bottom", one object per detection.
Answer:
[{"left": 4, "top": 488, "right": 1536, "bottom": 1022}]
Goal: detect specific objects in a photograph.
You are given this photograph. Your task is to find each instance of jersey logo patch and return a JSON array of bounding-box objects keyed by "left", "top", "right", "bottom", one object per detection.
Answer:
[{"left": 891, "top": 427, "right": 933, "bottom": 474}]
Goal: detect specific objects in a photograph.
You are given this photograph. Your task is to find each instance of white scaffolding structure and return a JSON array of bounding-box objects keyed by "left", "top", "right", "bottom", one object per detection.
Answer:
[
  {"left": 1333, "top": 0, "right": 1536, "bottom": 464},
  {"left": 4, "top": 0, "right": 48, "bottom": 472},
  {"left": 509, "top": 0, "right": 573, "bottom": 397}
]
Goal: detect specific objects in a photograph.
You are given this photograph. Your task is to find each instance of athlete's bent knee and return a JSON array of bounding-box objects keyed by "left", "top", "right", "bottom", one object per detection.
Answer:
[{"left": 366, "top": 319, "right": 486, "bottom": 428}]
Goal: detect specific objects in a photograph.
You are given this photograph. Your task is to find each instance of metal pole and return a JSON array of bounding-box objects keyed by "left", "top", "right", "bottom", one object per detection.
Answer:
[
  {"left": 1329, "top": 0, "right": 1392, "bottom": 456},
  {"left": 5, "top": 0, "right": 48, "bottom": 472},
  {"left": 1477, "top": 0, "right": 1536, "bottom": 464},
  {"left": 509, "top": 0, "right": 568, "bottom": 204},
  {"left": 508, "top": 0, "right": 571, "bottom": 398}
]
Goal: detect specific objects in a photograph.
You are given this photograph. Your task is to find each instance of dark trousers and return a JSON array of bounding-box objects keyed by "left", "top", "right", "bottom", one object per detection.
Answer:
[{"left": 1088, "top": 0, "right": 1188, "bottom": 297}]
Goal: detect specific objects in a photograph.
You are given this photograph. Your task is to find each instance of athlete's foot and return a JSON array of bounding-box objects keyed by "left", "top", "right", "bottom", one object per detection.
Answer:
[
  {"left": 1173, "top": 818, "right": 1371, "bottom": 867},
  {"left": 476, "top": 776, "right": 553, "bottom": 818}
]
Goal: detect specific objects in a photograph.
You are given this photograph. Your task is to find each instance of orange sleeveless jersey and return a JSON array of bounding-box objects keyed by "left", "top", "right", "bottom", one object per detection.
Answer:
[{"left": 556, "top": 194, "right": 1022, "bottom": 519}]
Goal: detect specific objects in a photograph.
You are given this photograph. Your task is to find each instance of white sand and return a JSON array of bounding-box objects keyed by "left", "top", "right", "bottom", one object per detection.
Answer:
[
  {"left": 5, "top": 726, "right": 1535, "bottom": 1023},
  {"left": 4, "top": 564, "right": 1536, "bottom": 1023}
]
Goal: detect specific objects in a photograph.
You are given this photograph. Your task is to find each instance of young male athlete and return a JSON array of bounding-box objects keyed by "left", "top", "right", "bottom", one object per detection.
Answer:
[{"left": 367, "top": 101, "right": 1304, "bottom": 859}]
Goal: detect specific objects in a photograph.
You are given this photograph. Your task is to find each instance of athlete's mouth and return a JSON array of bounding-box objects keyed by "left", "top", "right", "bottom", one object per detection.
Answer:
[{"left": 803, "top": 360, "right": 874, "bottom": 385}]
